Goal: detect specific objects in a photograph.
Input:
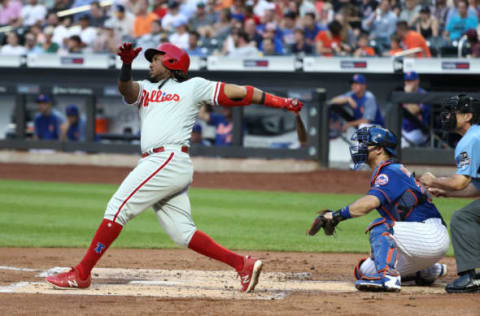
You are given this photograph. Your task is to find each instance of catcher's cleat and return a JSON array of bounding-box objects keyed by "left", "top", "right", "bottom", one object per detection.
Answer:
[
  {"left": 415, "top": 263, "right": 447, "bottom": 286},
  {"left": 355, "top": 275, "right": 401, "bottom": 292},
  {"left": 445, "top": 270, "right": 480, "bottom": 293},
  {"left": 237, "top": 256, "right": 263, "bottom": 293},
  {"left": 46, "top": 267, "right": 91, "bottom": 289}
]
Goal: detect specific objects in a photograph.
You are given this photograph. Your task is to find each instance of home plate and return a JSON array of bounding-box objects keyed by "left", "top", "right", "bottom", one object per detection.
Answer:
[{"left": 0, "top": 267, "right": 447, "bottom": 299}]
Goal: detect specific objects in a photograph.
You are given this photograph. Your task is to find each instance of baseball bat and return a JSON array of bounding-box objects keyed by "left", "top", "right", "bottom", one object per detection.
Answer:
[{"left": 296, "top": 114, "right": 307, "bottom": 147}]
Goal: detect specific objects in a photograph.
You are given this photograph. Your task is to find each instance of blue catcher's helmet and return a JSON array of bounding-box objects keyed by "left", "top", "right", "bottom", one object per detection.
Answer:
[{"left": 349, "top": 126, "right": 398, "bottom": 170}]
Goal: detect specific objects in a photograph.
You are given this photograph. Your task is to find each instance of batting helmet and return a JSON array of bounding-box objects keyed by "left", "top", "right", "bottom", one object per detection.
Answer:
[
  {"left": 350, "top": 126, "right": 398, "bottom": 170},
  {"left": 144, "top": 43, "right": 190, "bottom": 74},
  {"left": 440, "top": 94, "right": 480, "bottom": 130}
]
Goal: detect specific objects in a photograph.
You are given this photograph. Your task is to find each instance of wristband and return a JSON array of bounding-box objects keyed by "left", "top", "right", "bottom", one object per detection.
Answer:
[
  {"left": 120, "top": 63, "right": 132, "bottom": 82},
  {"left": 332, "top": 206, "right": 351, "bottom": 222}
]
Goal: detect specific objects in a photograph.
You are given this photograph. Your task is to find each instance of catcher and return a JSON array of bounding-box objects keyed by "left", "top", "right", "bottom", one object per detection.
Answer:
[{"left": 308, "top": 126, "right": 449, "bottom": 292}]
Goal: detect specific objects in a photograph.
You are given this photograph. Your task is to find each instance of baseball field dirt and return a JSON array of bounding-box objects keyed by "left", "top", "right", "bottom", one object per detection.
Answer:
[{"left": 0, "top": 163, "right": 479, "bottom": 315}]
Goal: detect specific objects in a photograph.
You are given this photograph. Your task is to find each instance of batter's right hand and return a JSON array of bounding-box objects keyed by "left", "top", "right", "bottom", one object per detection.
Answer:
[
  {"left": 117, "top": 42, "right": 142, "bottom": 65},
  {"left": 285, "top": 99, "right": 303, "bottom": 113}
]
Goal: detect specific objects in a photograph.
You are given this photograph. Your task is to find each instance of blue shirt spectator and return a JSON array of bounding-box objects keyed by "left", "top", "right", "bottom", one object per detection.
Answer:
[
  {"left": 34, "top": 94, "right": 63, "bottom": 140},
  {"left": 446, "top": 0, "right": 478, "bottom": 41},
  {"left": 362, "top": 0, "right": 397, "bottom": 44},
  {"left": 303, "top": 12, "right": 325, "bottom": 45},
  {"left": 209, "top": 111, "right": 232, "bottom": 146}
]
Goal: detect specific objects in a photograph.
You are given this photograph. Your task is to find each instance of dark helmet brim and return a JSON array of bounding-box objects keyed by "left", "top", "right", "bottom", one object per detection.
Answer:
[{"left": 144, "top": 48, "right": 164, "bottom": 62}]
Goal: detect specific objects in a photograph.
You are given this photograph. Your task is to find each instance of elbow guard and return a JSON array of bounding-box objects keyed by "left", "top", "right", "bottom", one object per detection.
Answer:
[{"left": 217, "top": 82, "right": 254, "bottom": 106}]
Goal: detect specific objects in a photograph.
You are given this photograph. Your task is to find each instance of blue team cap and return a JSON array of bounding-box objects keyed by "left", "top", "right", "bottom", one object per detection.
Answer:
[
  {"left": 350, "top": 74, "right": 366, "bottom": 84},
  {"left": 36, "top": 94, "right": 51, "bottom": 103},
  {"left": 404, "top": 71, "right": 419, "bottom": 81},
  {"left": 192, "top": 123, "right": 202, "bottom": 133},
  {"left": 66, "top": 104, "right": 79, "bottom": 116}
]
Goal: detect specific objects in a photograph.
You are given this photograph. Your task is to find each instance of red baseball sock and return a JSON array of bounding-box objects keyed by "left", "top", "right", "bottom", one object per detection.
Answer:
[
  {"left": 188, "top": 230, "right": 244, "bottom": 271},
  {"left": 75, "top": 219, "right": 123, "bottom": 279}
]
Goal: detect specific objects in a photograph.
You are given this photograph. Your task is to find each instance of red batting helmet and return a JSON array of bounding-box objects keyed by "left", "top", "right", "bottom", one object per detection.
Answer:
[{"left": 144, "top": 43, "right": 190, "bottom": 74}]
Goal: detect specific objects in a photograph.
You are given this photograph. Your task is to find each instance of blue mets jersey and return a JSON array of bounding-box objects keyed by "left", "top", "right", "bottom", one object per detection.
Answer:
[
  {"left": 455, "top": 124, "right": 480, "bottom": 192},
  {"left": 367, "top": 160, "right": 443, "bottom": 222}
]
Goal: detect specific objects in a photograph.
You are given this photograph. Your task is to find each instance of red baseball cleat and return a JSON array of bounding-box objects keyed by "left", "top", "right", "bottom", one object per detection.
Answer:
[
  {"left": 237, "top": 256, "right": 263, "bottom": 293},
  {"left": 46, "top": 267, "right": 91, "bottom": 289}
]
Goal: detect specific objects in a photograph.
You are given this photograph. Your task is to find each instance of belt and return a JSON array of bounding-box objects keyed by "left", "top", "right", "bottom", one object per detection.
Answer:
[{"left": 141, "top": 146, "right": 189, "bottom": 158}]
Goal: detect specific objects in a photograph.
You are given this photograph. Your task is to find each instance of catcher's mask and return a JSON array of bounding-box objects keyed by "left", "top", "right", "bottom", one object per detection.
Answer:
[
  {"left": 440, "top": 94, "right": 480, "bottom": 131},
  {"left": 349, "top": 126, "right": 398, "bottom": 170}
]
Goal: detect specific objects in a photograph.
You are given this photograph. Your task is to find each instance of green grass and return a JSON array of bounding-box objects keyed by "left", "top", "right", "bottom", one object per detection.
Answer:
[{"left": 0, "top": 179, "right": 473, "bottom": 255}]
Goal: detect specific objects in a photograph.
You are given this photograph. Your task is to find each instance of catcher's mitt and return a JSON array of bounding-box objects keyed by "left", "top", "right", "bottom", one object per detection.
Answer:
[{"left": 307, "top": 210, "right": 340, "bottom": 236}]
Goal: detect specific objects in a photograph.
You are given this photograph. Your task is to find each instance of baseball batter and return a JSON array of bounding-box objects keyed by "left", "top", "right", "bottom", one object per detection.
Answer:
[
  {"left": 308, "top": 126, "right": 449, "bottom": 292},
  {"left": 46, "top": 42, "right": 303, "bottom": 292}
]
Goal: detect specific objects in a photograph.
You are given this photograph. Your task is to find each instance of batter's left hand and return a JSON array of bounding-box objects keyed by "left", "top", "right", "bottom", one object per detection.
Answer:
[
  {"left": 285, "top": 99, "right": 303, "bottom": 113},
  {"left": 117, "top": 42, "right": 142, "bottom": 65}
]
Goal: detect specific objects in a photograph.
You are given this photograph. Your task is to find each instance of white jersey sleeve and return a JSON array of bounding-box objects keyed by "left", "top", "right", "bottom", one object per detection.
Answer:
[
  {"left": 122, "top": 80, "right": 145, "bottom": 107},
  {"left": 188, "top": 77, "right": 221, "bottom": 107}
]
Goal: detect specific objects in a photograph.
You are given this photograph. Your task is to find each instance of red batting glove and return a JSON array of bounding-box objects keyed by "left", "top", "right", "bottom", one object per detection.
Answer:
[
  {"left": 264, "top": 93, "right": 303, "bottom": 113},
  {"left": 285, "top": 99, "right": 303, "bottom": 113},
  {"left": 117, "top": 42, "right": 142, "bottom": 64}
]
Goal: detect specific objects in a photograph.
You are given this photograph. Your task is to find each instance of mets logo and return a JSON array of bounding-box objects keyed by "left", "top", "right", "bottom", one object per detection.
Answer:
[
  {"left": 94, "top": 242, "right": 106, "bottom": 254},
  {"left": 375, "top": 173, "right": 389, "bottom": 186},
  {"left": 141, "top": 89, "right": 180, "bottom": 107}
]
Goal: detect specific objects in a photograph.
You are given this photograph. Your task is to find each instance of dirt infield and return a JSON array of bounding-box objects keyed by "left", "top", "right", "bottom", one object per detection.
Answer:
[{"left": 0, "top": 162, "right": 479, "bottom": 315}]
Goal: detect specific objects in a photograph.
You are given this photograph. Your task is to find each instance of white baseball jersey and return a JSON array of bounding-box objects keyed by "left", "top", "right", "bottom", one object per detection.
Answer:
[{"left": 125, "top": 77, "right": 221, "bottom": 152}]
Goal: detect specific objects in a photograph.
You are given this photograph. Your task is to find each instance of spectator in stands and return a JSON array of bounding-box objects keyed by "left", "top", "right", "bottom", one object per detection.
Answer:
[
  {"left": 198, "top": 105, "right": 233, "bottom": 146},
  {"left": 190, "top": 122, "right": 211, "bottom": 146},
  {"left": 315, "top": 20, "right": 345, "bottom": 56},
  {"left": 162, "top": 0, "right": 188, "bottom": 32},
  {"left": 466, "top": 28, "right": 480, "bottom": 57},
  {"left": 396, "top": 20, "right": 432, "bottom": 57},
  {"left": 387, "top": 34, "right": 404, "bottom": 56},
  {"left": 262, "top": 22, "right": 284, "bottom": 54},
  {"left": 0, "top": 32, "right": 26, "bottom": 55},
  {"left": 50, "top": 0, "right": 72, "bottom": 14},
  {"left": 45, "top": 12, "right": 69, "bottom": 48},
  {"left": 279, "top": 10, "right": 298, "bottom": 47},
  {"left": 303, "top": 12, "right": 323, "bottom": 46},
  {"left": 213, "top": 8, "right": 232, "bottom": 44},
  {"left": 169, "top": 21, "right": 190, "bottom": 50},
  {"left": 66, "top": 35, "right": 84, "bottom": 54},
  {"left": 262, "top": 37, "right": 278, "bottom": 55},
  {"left": 245, "top": 19, "right": 263, "bottom": 49},
  {"left": 399, "top": 0, "right": 421, "bottom": 27},
  {"left": 136, "top": 19, "right": 165, "bottom": 50},
  {"left": 34, "top": 94, "right": 63, "bottom": 141},
  {"left": 290, "top": 28, "right": 314, "bottom": 56},
  {"left": 20, "top": 0, "right": 47, "bottom": 27},
  {"left": 328, "top": 74, "right": 385, "bottom": 132},
  {"left": 60, "top": 104, "right": 86, "bottom": 142},
  {"left": 105, "top": 4, "right": 135, "bottom": 41},
  {"left": 68, "top": 14, "right": 97, "bottom": 49},
  {"left": 228, "top": 29, "right": 260, "bottom": 57},
  {"left": 189, "top": 2, "right": 216, "bottom": 30},
  {"left": 433, "top": 0, "right": 451, "bottom": 35},
  {"left": 416, "top": 6, "right": 439, "bottom": 41},
  {"left": 317, "top": 1, "right": 334, "bottom": 29},
  {"left": 360, "top": 0, "right": 378, "bottom": 21},
  {"left": 198, "top": 25, "right": 219, "bottom": 55},
  {"left": 41, "top": 26, "right": 60, "bottom": 53},
  {"left": 353, "top": 32, "right": 376, "bottom": 56},
  {"left": 92, "top": 22, "right": 121, "bottom": 53},
  {"left": 133, "top": 0, "right": 158, "bottom": 38},
  {"left": 362, "top": 0, "right": 397, "bottom": 52},
  {"left": 24, "top": 32, "right": 42, "bottom": 55},
  {"left": 401, "top": 71, "right": 430, "bottom": 147},
  {"left": 0, "top": 0, "right": 22, "bottom": 27},
  {"left": 89, "top": 1, "right": 107, "bottom": 27},
  {"left": 446, "top": 0, "right": 478, "bottom": 42},
  {"left": 185, "top": 30, "right": 207, "bottom": 57}
]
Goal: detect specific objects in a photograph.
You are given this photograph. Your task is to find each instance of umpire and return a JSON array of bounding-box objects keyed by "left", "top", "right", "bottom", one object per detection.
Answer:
[{"left": 420, "top": 94, "right": 480, "bottom": 293}]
